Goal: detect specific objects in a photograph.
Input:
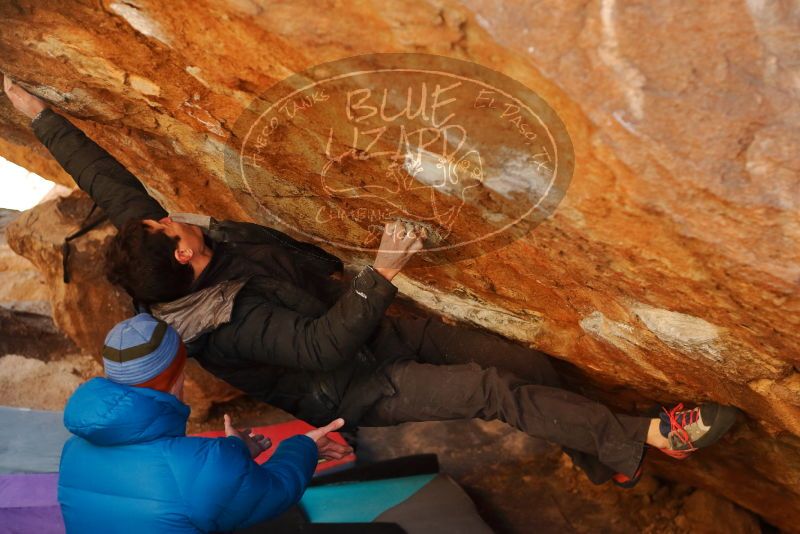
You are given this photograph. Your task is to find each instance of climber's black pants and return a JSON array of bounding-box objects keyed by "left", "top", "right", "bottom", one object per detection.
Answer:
[{"left": 361, "top": 318, "right": 651, "bottom": 482}]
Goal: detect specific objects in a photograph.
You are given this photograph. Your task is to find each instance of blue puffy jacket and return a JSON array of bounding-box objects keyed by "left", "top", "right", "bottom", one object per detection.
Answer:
[{"left": 58, "top": 378, "right": 318, "bottom": 533}]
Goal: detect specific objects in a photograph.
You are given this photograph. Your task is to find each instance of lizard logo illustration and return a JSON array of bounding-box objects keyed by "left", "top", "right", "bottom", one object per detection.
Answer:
[
  {"left": 227, "top": 53, "right": 574, "bottom": 263},
  {"left": 319, "top": 123, "right": 486, "bottom": 245}
]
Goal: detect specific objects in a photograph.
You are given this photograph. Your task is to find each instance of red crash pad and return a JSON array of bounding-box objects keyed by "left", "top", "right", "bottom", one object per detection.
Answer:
[{"left": 192, "top": 419, "right": 355, "bottom": 475}]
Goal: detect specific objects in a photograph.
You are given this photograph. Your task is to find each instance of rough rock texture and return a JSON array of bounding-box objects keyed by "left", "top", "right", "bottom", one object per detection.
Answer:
[
  {"left": 6, "top": 193, "right": 127, "bottom": 354},
  {"left": 5, "top": 192, "right": 242, "bottom": 420},
  {"left": 0, "top": 208, "right": 76, "bottom": 357},
  {"left": 0, "top": 0, "right": 798, "bottom": 529},
  {"left": 0, "top": 353, "right": 101, "bottom": 410}
]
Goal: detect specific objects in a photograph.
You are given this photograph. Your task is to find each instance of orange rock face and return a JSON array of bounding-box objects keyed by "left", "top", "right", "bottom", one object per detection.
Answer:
[
  {"left": 0, "top": 0, "right": 797, "bottom": 528},
  {"left": 6, "top": 192, "right": 127, "bottom": 355}
]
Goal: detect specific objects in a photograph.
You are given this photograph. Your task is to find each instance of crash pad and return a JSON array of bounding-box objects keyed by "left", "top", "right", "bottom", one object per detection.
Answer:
[
  {"left": 193, "top": 419, "right": 355, "bottom": 474},
  {"left": 0, "top": 473, "right": 64, "bottom": 533},
  {"left": 0, "top": 407, "right": 71, "bottom": 474}
]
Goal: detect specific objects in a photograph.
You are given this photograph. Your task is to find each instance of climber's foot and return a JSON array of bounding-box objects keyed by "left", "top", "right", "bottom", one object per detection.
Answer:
[
  {"left": 612, "top": 463, "right": 644, "bottom": 489},
  {"left": 611, "top": 445, "right": 648, "bottom": 489},
  {"left": 657, "top": 403, "right": 739, "bottom": 459}
]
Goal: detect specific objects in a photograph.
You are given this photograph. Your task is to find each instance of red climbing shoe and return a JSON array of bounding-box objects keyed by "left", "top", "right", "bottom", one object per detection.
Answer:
[
  {"left": 657, "top": 403, "right": 739, "bottom": 459},
  {"left": 612, "top": 463, "right": 644, "bottom": 489}
]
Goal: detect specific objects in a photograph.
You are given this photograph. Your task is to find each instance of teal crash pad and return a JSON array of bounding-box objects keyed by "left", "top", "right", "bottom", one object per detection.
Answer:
[{"left": 299, "top": 473, "right": 437, "bottom": 523}]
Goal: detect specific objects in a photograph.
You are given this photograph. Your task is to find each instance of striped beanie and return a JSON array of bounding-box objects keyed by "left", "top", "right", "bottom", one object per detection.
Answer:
[{"left": 102, "top": 313, "right": 187, "bottom": 392}]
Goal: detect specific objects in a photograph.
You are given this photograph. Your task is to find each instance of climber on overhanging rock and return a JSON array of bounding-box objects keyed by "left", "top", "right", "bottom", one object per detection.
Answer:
[{"left": 5, "top": 76, "right": 739, "bottom": 489}]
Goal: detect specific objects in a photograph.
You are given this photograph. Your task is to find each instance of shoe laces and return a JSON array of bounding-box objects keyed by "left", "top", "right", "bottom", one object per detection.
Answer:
[{"left": 663, "top": 403, "right": 700, "bottom": 450}]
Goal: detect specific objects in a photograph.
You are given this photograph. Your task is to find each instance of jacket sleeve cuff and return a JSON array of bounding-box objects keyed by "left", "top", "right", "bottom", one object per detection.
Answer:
[
  {"left": 271, "top": 434, "right": 319, "bottom": 477},
  {"left": 29, "top": 108, "right": 49, "bottom": 128},
  {"left": 353, "top": 265, "right": 398, "bottom": 301},
  {"left": 282, "top": 434, "right": 317, "bottom": 451},
  {"left": 30, "top": 108, "right": 68, "bottom": 144},
  {"left": 223, "top": 435, "right": 254, "bottom": 458}
]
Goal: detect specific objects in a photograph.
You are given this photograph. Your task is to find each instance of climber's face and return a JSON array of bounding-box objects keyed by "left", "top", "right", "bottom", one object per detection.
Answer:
[{"left": 142, "top": 216, "right": 207, "bottom": 265}]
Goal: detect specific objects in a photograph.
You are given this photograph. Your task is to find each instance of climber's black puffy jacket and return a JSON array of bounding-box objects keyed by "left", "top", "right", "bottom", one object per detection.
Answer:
[{"left": 31, "top": 108, "right": 399, "bottom": 427}]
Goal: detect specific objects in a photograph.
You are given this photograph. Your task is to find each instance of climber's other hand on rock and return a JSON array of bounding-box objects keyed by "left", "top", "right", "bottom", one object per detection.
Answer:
[
  {"left": 373, "top": 220, "right": 427, "bottom": 281},
  {"left": 3, "top": 75, "right": 48, "bottom": 120}
]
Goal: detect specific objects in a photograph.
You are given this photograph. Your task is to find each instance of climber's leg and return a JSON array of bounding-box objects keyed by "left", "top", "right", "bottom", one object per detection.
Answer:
[
  {"left": 388, "top": 317, "right": 562, "bottom": 385},
  {"left": 359, "top": 360, "right": 652, "bottom": 479},
  {"left": 377, "top": 317, "right": 622, "bottom": 483}
]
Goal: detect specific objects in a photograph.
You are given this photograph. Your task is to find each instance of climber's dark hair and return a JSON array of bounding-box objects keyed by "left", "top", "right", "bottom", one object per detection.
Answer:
[{"left": 104, "top": 219, "right": 194, "bottom": 304}]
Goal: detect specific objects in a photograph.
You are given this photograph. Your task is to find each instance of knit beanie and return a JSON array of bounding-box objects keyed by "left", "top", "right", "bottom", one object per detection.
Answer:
[{"left": 102, "top": 313, "right": 186, "bottom": 392}]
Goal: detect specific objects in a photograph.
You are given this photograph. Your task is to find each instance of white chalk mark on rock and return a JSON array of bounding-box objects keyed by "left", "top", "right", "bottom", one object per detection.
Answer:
[
  {"left": 631, "top": 303, "right": 723, "bottom": 362},
  {"left": 579, "top": 310, "right": 670, "bottom": 380},
  {"left": 128, "top": 75, "right": 161, "bottom": 97},
  {"left": 393, "top": 274, "right": 543, "bottom": 342},
  {"left": 186, "top": 66, "right": 211, "bottom": 89},
  {"left": 181, "top": 102, "right": 226, "bottom": 137},
  {"left": 109, "top": 1, "right": 171, "bottom": 47},
  {"left": 599, "top": 0, "right": 645, "bottom": 121}
]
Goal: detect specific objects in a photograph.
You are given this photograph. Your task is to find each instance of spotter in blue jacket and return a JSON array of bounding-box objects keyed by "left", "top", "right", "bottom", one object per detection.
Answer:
[{"left": 58, "top": 377, "right": 318, "bottom": 533}]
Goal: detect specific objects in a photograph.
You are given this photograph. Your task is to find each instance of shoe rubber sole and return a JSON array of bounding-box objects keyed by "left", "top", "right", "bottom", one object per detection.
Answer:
[
  {"left": 612, "top": 471, "right": 641, "bottom": 488},
  {"left": 692, "top": 404, "right": 740, "bottom": 449},
  {"left": 612, "top": 447, "right": 648, "bottom": 488}
]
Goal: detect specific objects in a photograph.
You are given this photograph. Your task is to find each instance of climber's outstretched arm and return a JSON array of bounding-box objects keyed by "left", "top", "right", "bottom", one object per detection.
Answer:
[{"left": 3, "top": 76, "right": 166, "bottom": 228}]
